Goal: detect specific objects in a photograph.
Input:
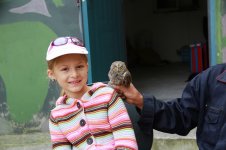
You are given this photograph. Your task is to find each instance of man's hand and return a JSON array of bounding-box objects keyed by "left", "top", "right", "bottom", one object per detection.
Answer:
[{"left": 113, "top": 83, "right": 144, "bottom": 109}]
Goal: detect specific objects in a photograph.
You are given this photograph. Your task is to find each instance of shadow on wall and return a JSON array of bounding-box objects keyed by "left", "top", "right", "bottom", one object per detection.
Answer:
[
  {"left": 0, "top": 75, "right": 12, "bottom": 135},
  {"left": 126, "top": 30, "right": 168, "bottom": 68},
  {"left": 0, "top": 75, "right": 9, "bottom": 119}
]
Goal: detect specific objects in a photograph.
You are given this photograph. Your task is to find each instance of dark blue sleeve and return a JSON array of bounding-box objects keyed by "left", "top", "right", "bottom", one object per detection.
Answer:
[
  {"left": 137, "top": 94, "right": 155, "bottom": 135},
  {"left": 138, "top": 73, "right": 205, "bottom": 136}
]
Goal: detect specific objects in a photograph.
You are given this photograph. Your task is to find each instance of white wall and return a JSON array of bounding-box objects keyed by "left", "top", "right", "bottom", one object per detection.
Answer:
[{"left": 124, "top": 0, "right": 207, "bottom": 62}]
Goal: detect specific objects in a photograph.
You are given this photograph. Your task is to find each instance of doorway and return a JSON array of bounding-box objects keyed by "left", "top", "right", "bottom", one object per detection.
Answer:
[{"left": 123, "top": 0, "right": 208, "bottom": 99}]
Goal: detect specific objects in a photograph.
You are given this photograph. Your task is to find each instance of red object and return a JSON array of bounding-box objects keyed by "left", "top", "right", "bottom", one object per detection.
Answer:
[
  {"left": 190, "top": 44, "right": 196, "bottom": 73},
  {"left": 190, "top": 43, "right": 209, "bottom": 73},
  {"left": 197, "top": 43, "right": 203, "bottom": 72},
  {"left": 202, "top": 43, "right": 209, "bottom": 70}
]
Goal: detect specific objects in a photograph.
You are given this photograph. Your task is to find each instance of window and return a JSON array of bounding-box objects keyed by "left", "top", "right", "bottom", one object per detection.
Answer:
[{"left": 154, "top": 0, "right": 199, "bottom": 13}]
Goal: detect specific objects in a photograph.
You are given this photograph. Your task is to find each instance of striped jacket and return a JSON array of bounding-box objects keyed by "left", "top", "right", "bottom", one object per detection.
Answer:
[{"left": 49, "top": 82, "right": 138, "bottom": 150}]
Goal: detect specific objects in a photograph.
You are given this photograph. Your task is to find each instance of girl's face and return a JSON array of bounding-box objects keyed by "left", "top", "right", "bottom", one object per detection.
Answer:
[{"left": 48, "top": 54, "right": 89, "bottom": 99}]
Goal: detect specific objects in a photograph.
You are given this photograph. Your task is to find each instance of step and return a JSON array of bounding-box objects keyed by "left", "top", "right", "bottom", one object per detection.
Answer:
[
  {"left": 0, "top": 129, "right": 198, "bottom": 150},
  {"left": 0, "top": 132, "right": 51, "bottom": 150},
  {"left": 152, "top": 128, "right": 198, "bottom": 150}
]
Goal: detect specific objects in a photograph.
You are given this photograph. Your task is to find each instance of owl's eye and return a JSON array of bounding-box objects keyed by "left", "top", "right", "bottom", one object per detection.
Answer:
[{"left": 118, "top": 65, "right": 123, "bottom": 72}]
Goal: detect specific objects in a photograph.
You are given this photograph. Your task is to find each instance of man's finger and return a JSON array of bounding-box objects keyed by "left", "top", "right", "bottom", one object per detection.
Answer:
[{"left": 113, "top": 85, "right": 127, "bottom": 92}]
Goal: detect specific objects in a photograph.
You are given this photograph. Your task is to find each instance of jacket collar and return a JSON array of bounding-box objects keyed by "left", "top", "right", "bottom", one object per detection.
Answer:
[
  {"left": 216, "top": 70, "right": 226, "bottom": 83},
  {"left": 55, "top": 82, "right": 107, "bottom": 105}
]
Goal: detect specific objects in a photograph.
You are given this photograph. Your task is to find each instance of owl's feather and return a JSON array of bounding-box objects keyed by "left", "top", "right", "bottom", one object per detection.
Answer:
[{"left": 108, "top": 61, "right": 132, "bottom": 87}]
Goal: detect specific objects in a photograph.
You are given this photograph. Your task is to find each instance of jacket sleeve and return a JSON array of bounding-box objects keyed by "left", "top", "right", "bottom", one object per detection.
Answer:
[
  {"left": 138, "top": 72, "right": 205, "bottom": 136},
  {"left": 49, "top": 114, "right": 72, "bottom": 150},
  {"left": 215, "top": 123, "right": 226, "bottom": 149},
  {"left": 108, "top": 92, "right": 138, "bottom": 150}
]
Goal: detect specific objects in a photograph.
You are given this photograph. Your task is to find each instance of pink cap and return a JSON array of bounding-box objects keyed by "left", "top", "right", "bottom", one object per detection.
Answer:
[{"left": 46, "top": 36, "right": 88, "bottom": 61}]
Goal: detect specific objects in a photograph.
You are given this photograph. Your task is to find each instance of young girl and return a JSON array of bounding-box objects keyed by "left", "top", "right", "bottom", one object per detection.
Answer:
[{"left": 46, "top": 36, "right": 138, "bottom": 150}]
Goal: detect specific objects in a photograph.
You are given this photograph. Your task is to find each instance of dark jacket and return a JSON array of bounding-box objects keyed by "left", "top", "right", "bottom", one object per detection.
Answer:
[{"left": 138, "top": 63, "right": 226, "bottom": 150}]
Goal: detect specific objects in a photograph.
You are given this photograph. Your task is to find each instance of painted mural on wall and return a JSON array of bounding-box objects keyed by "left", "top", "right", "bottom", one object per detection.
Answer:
[
  {"left": 0, "top": 0, "right": 82, "bottom": 134},
  {"left": 221, "top": 0, "right": 226, "bottom": 62}
]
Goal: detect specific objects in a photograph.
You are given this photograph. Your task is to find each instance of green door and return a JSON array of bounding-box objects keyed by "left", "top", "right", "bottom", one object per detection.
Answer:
[
  {"left": 82, "top": 0, "right": 126, "bottom": 83},
  {"left": 82, "top": 2, "right": 153, "bottom": 150}
]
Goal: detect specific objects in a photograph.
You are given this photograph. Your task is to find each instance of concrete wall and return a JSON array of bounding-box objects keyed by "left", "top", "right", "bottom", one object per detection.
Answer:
[{"left": 0, "top": 0, "right": 82, "bottom": 134}]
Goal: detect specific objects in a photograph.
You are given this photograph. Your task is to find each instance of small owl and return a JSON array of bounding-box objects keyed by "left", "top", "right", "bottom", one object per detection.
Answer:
[{"left": 108, "top": 61, "right": 132, "bottom": 87}]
